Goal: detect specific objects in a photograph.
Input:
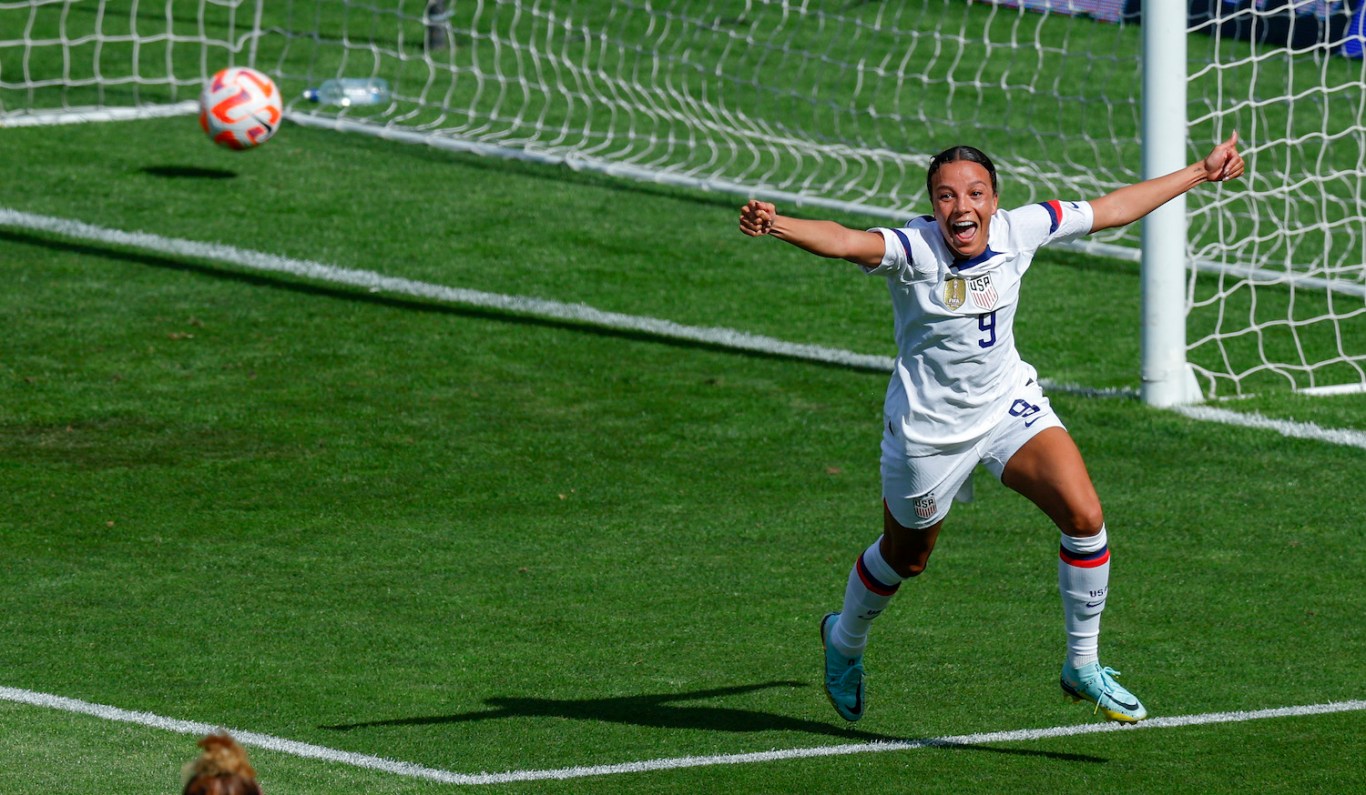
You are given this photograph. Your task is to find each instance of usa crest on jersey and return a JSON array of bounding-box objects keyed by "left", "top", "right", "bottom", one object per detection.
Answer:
[{"left": 969, "top": 274, "right": 998, "bottom": 309}]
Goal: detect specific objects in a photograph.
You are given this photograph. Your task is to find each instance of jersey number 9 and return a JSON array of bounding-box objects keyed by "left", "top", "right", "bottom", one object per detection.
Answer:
[{"left": 978, "top": 310, "right": 997, "bottom": 349}]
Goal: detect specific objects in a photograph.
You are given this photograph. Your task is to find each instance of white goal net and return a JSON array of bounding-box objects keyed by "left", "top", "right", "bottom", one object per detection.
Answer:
[
  {"left": 2, "top": 0, "right": 1362, "bottom": 397},
  {"left": 0, "top": 0, "right": 254, "bottom": 124}
]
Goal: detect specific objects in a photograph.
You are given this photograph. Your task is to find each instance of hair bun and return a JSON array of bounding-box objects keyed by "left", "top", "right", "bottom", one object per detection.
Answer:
[{"left": 182, "top": 733, "right": 262, "bottom": 795}]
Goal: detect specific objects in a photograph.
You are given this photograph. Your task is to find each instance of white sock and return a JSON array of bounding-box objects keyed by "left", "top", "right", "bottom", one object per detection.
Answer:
[
  {"left": 831, "top": 537, "right": 904, "bottom": 657},
  {"left": 1058, "top": 526, "right": 1110, "bottom": 669}
]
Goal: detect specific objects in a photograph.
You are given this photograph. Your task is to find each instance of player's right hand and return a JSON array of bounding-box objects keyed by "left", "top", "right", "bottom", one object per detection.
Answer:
[
  {"left": 739, "top": 199, "right": 776, "bottom": 237},
  {"left": 1203, "top": 130, "right": 1244, "bottom": 183}
]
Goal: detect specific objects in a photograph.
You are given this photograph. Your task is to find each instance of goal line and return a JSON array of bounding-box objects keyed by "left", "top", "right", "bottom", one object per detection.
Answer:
[
  {"left": 285, "top": 114, "right": 1366, "bottom": 301},
  {"left": 0, "top": 102, "right": 198, "bottom": 128}
]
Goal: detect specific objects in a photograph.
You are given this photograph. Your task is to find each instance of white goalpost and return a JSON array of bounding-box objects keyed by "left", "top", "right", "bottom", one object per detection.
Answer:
[
  {"left": 2, "top": 0, "right": 1363, "bottom": 402},
  {"left": 1142, "top": 0, "right": 1200, "bottom": 406}
]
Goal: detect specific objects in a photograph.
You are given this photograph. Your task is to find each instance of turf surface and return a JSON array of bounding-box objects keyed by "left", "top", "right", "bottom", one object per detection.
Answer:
[{"left": 0, "top": 115, "right": 1362, "bottom": 793}]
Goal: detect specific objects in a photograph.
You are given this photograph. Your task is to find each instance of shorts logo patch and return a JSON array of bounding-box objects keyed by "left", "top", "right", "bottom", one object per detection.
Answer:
[
  {"left": 914, "top": 494, "right": 937, "bottom": 519},
  {"left": 969, "top": 274, "right": 997, "bottom": 310}
]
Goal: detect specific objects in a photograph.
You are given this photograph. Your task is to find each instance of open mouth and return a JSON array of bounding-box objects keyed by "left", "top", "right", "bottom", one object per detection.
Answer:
[{"left": 950, "top": 220, "right": 977, "bottom": 246}]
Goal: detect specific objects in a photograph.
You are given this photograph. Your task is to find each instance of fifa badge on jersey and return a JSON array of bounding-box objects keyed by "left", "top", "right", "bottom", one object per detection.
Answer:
[
  {"left": 968, "top": 274, "right": 998, "bottom": 310},
  {"left": 943, "top": 278, "right": 967, "bottom": 310},
  {"left": 914, "top": 494, "right": 937, "bottom": 520}
]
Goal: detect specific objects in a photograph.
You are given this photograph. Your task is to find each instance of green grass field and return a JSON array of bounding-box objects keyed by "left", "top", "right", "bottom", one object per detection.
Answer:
[{"left": 0, "top": 115, "right": 1363, "bottom": 793}]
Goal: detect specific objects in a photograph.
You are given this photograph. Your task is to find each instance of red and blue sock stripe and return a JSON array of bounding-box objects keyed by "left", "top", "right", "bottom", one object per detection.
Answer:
[
  {"left": 1059, "top": 545, "right": 1110, "bottom": 568},
  {"left": 856, "top": 552, "right": 901, "bottom": 596}
]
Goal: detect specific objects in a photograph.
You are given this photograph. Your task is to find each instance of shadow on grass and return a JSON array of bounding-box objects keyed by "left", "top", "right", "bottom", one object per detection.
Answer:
[
  {"left": 320, "top": 680, "right": 1106, "bottom": 764},
  {"left": 139, "top": 165, "right": 238, "bottom": 180},
  {"left": 0, "top": 228, "right": 885, "bottom": 375}
]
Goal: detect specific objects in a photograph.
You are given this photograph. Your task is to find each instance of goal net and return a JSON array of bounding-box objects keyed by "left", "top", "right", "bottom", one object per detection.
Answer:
[
  {"left": 2, "top": 0, "right": 1362, "bottom": 397},
  {"left": 1183, "top": 0, "right": 1366, "bottom": 396},
  {"left": 0, "top": 0, "right": 255, "bottom": 124}
]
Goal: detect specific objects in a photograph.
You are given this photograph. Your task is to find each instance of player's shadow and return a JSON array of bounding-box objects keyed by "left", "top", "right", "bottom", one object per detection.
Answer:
[
  {"left": 139, "top": 165, "right": 238, "bottom": 180},
  {"left": 320, "top": 681, "right": 1105, "bottom": 763}
]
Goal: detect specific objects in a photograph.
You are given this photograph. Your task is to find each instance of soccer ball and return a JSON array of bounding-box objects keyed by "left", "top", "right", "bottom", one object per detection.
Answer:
[{"left": 199, "top": 67, "right": 283, "bottom": 150}]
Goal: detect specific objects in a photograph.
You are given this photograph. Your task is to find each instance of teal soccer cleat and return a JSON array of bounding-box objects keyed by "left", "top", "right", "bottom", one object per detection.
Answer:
[
  {"left": 820, "top": 612, "right": 865, "bottom": 722},
  {"left": 1060, "top": 662, "right": 1148, "bottom": 723}
]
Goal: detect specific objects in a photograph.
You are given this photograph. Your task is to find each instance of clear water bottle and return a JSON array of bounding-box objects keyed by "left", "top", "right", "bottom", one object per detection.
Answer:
[{"left": 303, "top": 77, "right": 391, "bottom": 107}]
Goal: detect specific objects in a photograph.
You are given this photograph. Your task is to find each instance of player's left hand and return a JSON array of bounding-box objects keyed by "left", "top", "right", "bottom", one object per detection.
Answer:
[
  {"left": 739, "top": 199, "right": 776, "bottom": 237},
  {"left": 1203, "top": 131, "right": 1245, "bottom": 183}
]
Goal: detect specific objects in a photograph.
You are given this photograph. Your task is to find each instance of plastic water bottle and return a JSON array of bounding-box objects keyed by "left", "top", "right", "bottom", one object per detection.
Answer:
[{"left": 303, "top": 77, "right": 391, "bottom": 107}]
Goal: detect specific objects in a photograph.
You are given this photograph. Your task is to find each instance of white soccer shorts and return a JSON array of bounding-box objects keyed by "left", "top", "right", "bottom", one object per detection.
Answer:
[{"left": 881, "top": 378, "right": 1065, "bottom": 529}]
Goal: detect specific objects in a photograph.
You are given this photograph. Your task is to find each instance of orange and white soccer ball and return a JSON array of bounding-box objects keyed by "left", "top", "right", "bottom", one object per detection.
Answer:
[{"left": 199, "top": 67, "right": 282, "bottom": 150}]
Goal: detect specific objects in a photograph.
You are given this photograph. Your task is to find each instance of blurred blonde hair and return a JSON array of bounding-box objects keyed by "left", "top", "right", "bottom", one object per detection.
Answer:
[{"left": 181, "top": 733, "right": 262, "bottom": 795}]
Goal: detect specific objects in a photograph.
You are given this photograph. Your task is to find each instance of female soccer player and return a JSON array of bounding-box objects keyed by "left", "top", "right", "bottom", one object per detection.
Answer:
[{"left": 738, "top": 134, "right": 1244, "bottom": 723}]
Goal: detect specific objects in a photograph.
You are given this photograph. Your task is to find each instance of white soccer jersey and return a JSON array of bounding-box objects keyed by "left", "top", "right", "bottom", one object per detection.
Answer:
[{"left": 866, "top": 200, "right": 1094, "bottom": 454}]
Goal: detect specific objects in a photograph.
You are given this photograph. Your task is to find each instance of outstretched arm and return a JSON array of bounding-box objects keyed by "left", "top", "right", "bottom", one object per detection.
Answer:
[
  {"left": 739, "top": 199, "right": 886, "bottom": 268},
  {"left": 1089, "top": 132, "right": 1245, "bottom": 233}
]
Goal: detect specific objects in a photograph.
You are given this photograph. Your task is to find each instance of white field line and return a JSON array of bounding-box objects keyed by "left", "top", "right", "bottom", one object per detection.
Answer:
[
  {"left": 1297, "top": 382, "right": 1366, "bottom": 397},
  {"left": 0, "top": 207, "right": 892, "bottom": 373},
  {"left": 2, "top": 207, "right": 1362, "bottom": 449},
  {"left": 0, "top": 101, "right": 199, "bottom": 127},
  {"left": 2, "top": 686, "right": 1363, "bottom": 785},
  {"left": 1173, "top": 405, "right": 1366, "bottom": 450}
]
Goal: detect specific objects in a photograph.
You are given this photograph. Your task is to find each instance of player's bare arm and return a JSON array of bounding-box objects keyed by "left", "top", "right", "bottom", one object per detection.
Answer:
[
  {"left": 1089, "top": 131, "right": 1245, "bottom": 232},
  {"left": 739, "top": 199, "right": 885, "bottom": 268}
]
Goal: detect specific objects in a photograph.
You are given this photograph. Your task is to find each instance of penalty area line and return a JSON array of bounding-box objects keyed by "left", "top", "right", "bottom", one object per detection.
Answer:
[
  {"left": 0, "top": 208, "right": 1143, "bottom": 400},
  {"left": 0, "top": 207, "right": 894, "bottom": 373},
  {"left": 8, "top": 207, "right": 1366, "bottom": 448},
  {"left": 0, "top": 206, "right": 1132, "bottom": 394},
  {"left": 1, "top": 686, "right": 1364, "bottom": 786}
]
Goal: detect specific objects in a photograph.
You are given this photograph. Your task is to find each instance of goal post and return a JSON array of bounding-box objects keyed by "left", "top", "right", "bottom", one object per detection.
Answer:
[
  {"left": 2, "top": 0, "right": 1362, "bottom": 401},
  {"left": 1142, "top": 0, "right": 1202, "bottom": 407}
]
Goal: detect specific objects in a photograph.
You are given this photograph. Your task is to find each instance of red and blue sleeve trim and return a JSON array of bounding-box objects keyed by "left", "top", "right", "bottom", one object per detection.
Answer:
[
  {"left": 890, "top": 228, "right": 913, "bottom": 264},
  {"left": 1039, "top": 200, "right": 1063, "bottom": 235},
  {"left": 1059, "top": 545, "right": 1110, "bottom": 568}
]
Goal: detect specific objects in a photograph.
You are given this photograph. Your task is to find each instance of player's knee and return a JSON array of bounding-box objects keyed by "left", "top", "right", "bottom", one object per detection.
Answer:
[
  {"left": 898, "top": 558, "right": 931, "bottom": 578},
  {"left": 886, "top": 548, "right": 933, "bottom": 578},
  {"left": 1063, "top": 503, "right": 1105, "bottom": 537},
  {"left": 882, "top": 508, "right": 941, "bottom": 578}
]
